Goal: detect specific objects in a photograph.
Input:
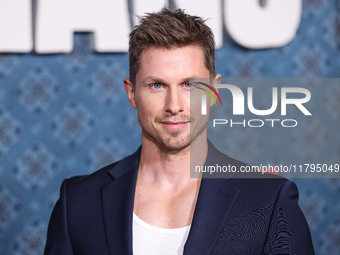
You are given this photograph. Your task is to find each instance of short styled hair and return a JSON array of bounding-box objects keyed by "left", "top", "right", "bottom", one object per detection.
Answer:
[{"left": 129, "top": 8, "right": 216, "bottom": 85}]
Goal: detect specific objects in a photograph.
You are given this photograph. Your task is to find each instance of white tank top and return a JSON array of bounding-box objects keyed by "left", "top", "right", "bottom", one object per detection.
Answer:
[{"left": 132, "top": 213, "right": 191, "bottom": 255}]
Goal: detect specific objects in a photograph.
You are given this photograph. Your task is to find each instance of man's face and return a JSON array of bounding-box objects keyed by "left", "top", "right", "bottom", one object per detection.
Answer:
[{"left": 124, "top": 45, "right": 218, "bottom": 152}]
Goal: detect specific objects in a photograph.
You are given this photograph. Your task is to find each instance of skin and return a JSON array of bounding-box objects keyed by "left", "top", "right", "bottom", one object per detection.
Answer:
[{"left": 124, "top": 45, "right": 221, "bottom": 228}]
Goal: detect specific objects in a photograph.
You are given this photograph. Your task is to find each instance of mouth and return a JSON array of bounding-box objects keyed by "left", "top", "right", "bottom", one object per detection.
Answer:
[{"left": 161, "top": 121, "right": 190, "bottom": 131}]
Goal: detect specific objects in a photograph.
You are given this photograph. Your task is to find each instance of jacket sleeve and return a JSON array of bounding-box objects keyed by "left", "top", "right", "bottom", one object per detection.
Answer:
[
  {"left": 263, "top": 180, "right": 315, "bottom": 255},
  {"left": 44, "top": 179, "right": 74, "bottom": 255}
]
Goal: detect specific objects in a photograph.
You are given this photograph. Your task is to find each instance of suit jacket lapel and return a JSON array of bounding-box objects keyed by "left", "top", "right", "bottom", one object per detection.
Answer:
[
  {"left": 183, "top": 178, "right": 240, "bottom": 254},
  {"left": 184, "top": 142, "right": 241, "bottom": 254},
  {"left": 101, "top": 148, "right": 141, "bottom": 255}
]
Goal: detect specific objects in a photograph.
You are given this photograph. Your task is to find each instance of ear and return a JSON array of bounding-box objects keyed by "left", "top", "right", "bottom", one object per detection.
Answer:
[
  {"left": 214, "top": 73, "right": 221, "bottom": 85},
  {"left": 124, "top": 78, "right": 137, "bottom": 109},
  {"left": 210, "top": 74, "right": 222, "bottom": 107}
]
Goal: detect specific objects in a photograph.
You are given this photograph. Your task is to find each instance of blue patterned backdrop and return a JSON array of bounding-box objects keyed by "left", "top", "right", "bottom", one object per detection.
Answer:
[{"left": 0, "top": 0, "right": 339, "bottom": 254}]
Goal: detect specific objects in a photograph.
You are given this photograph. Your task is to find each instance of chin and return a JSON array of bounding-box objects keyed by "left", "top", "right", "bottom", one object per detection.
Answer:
[{"left": 159, "top": 136, "right": 191, "bottom": 152}]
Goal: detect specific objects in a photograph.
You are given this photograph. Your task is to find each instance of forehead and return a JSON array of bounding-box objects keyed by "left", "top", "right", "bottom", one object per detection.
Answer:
[{"left": 136, "top": 45, "right": 209, "bottom": 84}]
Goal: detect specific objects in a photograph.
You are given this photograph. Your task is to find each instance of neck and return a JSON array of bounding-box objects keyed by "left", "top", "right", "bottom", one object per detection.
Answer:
[{"left": 138, "top": 132, "right": 208, "bottom": 190}]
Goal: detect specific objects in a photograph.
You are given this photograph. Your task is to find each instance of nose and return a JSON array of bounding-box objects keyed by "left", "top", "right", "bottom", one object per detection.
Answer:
[{"left": 165, "top": 87, "right": 184, "bottom": 115}]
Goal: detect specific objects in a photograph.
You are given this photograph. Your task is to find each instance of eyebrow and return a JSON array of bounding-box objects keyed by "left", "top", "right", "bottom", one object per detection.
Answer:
[
  {"left": 141, "top": 76, "right": 210, "bottom": 85},
  {"left": 141, "top": 76, "right": 167, "bottom": 85}
]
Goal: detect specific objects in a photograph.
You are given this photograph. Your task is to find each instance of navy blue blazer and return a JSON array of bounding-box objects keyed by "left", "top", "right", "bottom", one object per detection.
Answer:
[{"left": 44, "top": 143, "right": 314, "bottom": 254}]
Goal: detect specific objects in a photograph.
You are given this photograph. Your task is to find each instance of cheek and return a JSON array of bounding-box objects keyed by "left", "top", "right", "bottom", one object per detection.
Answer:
[
  {"left": 190, "top": 94, "right": 211, "bottom": 125},
  {"left": 136, "top": 97, "right": 162, "bottom": 120},
  {"left": 191, "top": 108, "right": 209, "bottom": 126},
  {"left": 190, "top": 91, "right": 207, "bottom": 115}
]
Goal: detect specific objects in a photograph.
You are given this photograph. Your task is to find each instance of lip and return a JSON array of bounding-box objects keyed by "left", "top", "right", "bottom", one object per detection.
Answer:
[{"left": 161, "top": 121, "right": 189, "bottom": 130}]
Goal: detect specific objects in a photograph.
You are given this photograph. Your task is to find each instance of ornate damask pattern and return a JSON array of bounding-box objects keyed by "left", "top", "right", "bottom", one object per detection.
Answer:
[
  {"left": 0, "top": 186, "right": 19, "bottom": 232},
  {"left": 0, "top": 109, "right": 21, "bottom": 156},
  {"left": 0, "top": 1, "right": 339, "bottom": 254},
  {"left": 51, "top": 102, "right": 94, "bottom": 147},
  {"left": 12, "top": 144, "right": 57, "bottom": 191}
]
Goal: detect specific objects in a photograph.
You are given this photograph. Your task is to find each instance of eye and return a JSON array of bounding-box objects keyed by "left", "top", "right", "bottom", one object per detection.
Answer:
[
  {"left": 184, "top": 82, "right": 194, "bottom": 89},
  {"left": 151, "top": 83, "right": 163, "bottom": 89}
]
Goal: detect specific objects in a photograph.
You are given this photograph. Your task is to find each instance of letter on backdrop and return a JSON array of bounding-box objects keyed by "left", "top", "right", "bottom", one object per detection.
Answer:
[
  {"left": 0, "top": 0, "right": 32, "bottom": 52},
  {"left": 224, "top": 0, "right": 302, "bottom": 48},
  {"left": 35, "top": 0, "right": 130, "bottom": 53}
]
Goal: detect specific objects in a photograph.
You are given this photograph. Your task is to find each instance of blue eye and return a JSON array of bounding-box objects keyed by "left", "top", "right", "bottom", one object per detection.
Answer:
[
  {"left": 184, "top": 83, "right": 193, "bottom": 88},
  {"left": 152, "top": 83, "right": 162, "bottom": 89}
]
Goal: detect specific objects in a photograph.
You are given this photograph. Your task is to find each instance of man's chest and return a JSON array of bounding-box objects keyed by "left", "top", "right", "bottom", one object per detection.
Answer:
[{"left": 133, "top": 182, "right": 200, "bottom": 228}]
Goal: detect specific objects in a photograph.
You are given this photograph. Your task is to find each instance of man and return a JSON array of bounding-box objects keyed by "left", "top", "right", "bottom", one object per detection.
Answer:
[{"left": 44, "top": 8, "right": 314, "bottom": 255}]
